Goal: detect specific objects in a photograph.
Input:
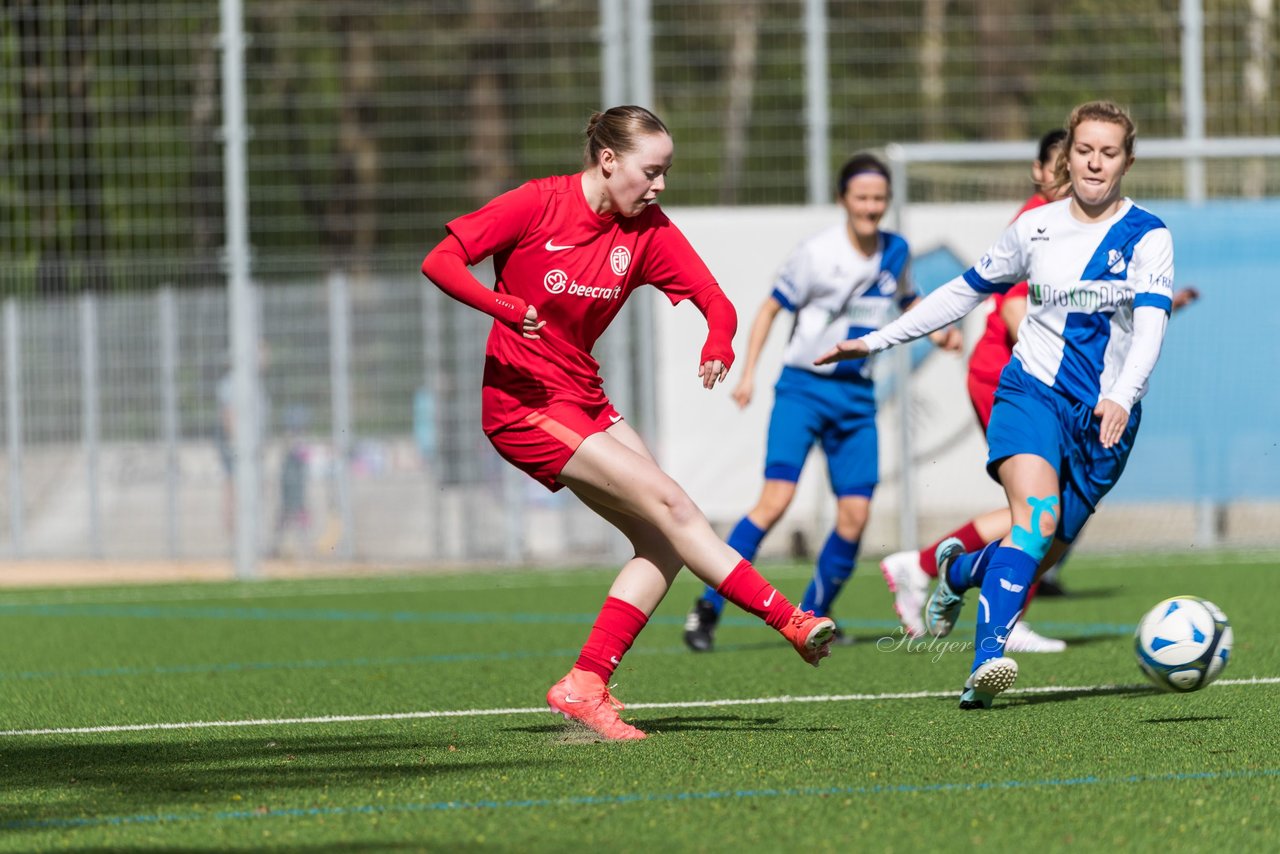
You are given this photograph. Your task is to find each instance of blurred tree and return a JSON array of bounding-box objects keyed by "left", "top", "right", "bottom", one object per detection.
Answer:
[
  {"left": 1242, "top": 0, "right": 1273, "bottom": 197},
  {"left": 720, "top": 0, "right": 761, "bottom": 204},
  {"left": 16, "top": 0, "right": 66, "bottom": 292},
  {"left": 66, "top": 0, "right": 106, "bottom": 291},
  {"left": 920, "top": 0, "right": 948, "bottom": 141},
  {"left": 975, "top": 0, "right": 1031, "bottom": 140},
  {"left": 465, "top": 0, "right": 516, "bottom": 205}
]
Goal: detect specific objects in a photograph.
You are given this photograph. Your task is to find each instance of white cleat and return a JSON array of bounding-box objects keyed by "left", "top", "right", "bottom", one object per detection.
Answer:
[
  {"left": 959, "top": 656, "right": 1019, "bottom": 710},
  {"left": 879, "top": 549, "right": 929, "bottom": 638},
  {"left": 1005, "top": 621, "right": 1067, "bottom": 653}
]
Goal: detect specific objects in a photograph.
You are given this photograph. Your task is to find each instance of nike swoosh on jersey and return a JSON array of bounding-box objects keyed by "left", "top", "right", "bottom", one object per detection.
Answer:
[{"left": 545, "top": 240, "right": 574, "bottom": 251}]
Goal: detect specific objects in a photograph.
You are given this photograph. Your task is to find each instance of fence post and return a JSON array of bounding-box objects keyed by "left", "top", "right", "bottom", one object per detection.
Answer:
[
  {"left": 600, "top": 0, "right": 626, "bottom": 106},
  {"left": 328, "top": 271, "right": 355, "bottom": 560},
  {"left": 804, "top": 0, "right": 830, "bottom": 205},
  {"left": 884, "top": 144, "right": 917, "bottom": 550},
  {"left": 220, "top": 0, "right": 259, "bottom": 578},
  {"left": 1181, "top": 0, "right": 1206, "bottom": 202},
  {"left": 3, "top": 300, "right": 23, "bottom": 558},
  {"left": 158, "top": 287, "right": 181, "bottom": 558},
  {"left": 80, "top": 293, "right": 102, "bottom": 557}
]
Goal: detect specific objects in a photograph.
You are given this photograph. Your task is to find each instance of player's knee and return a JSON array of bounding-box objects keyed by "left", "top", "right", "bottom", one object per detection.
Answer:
[
  {"left": 1010, "top": 494, "right": 1059, "bottom": 562},
  {"left": 640, "top": 542, "right": 682, "bottom": 576},
  {"left": 835, "top": 500, "right": 869, "bottom": 539},
  {"left": 754, "top": 487, "right": 795, "bottom": 526},
  {"left": 655, "top": 484, "right": 701, "bottom": 530}
]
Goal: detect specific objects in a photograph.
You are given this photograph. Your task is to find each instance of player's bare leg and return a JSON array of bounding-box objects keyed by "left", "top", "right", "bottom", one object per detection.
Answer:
[{"left": 560, "top": 424, "right": 834, "bottom": 665}]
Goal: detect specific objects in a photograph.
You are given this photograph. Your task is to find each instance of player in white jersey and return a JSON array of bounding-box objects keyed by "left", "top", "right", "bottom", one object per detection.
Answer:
[
  {"left": 684, "top": 153, "right": 962, "bottom": 652},
  {"left": 817, "top": 101, "right": 1175, "bottom": 708}
]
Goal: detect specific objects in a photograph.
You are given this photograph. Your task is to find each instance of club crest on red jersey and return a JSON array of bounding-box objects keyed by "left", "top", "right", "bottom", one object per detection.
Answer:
[{"left": 610, "top": 246, "right": 631, "bottom": 276}]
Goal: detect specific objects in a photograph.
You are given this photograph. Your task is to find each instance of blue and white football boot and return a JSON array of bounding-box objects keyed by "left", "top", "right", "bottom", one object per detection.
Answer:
[
  {"left": 958, "top": 656, "right": 1019, "bottom": 710},
  {"left": 924, "top": 537, "right": 967, "bottom": 638}
]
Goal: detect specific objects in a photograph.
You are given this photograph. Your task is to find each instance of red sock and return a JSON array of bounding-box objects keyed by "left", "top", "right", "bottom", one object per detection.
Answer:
[
  {"left": 716, "top": 559, "right": 795, "bottom": 631},
  {"left": 919, "top": 521, "right": 988, "bottom": 577},
  {"left": 574, "top": 596, "right": 649, "bottom": 682}
]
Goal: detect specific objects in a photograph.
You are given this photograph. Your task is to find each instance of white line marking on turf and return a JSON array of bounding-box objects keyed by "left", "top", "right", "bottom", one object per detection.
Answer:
[{"left": 3, "top": 676, "right": 1277, "bottom": 738}]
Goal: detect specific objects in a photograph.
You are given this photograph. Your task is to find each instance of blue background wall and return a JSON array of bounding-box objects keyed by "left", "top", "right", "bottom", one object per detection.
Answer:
[{"left": 912, "top": 199, "right": 1280, "bottom": 503}]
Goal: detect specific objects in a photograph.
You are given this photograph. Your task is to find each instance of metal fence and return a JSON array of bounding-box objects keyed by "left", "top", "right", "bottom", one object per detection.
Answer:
[
  {"left": 0, "top": 277, "right": 634, "bottom": 563},
  {"left": 3, "top": 0, "right": 1279, "bottom": 569}
]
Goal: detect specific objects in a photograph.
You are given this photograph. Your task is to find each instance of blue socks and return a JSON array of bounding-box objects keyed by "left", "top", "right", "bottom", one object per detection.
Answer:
[
  {"left": 971, "top": 546, "right": 1038, "bottom": 671},
  {"left": 947, "top": 541, "right": 1001, "bottom": 592},
  {"left": 701, "top": 517, "right": 767, "bottom": 614},
  {"left": 801, "top": 531, "right": 860, "bottom": 617}
]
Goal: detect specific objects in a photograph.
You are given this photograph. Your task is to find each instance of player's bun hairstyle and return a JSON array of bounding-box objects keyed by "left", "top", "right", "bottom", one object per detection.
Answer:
[
  {"left": 583, "top": 106, "right": 670, "bottom": 168},
  {"left": 1052, "top": 100, "right": 1136, "bottom": 193},
  {"left": 837, "top": 152, "right": 890, "bottom": 196},
  {"left": 1037, "top": 128, "right": 1068, "bottom": 164}
]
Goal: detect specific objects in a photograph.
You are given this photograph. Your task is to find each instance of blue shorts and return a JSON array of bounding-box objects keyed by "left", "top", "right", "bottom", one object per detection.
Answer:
[
  {"left": 986, "top": 360, "right": 1141, "bottom": 542},
  {"left": 763, "top": 366, "right": 877, "bottom": 498}
]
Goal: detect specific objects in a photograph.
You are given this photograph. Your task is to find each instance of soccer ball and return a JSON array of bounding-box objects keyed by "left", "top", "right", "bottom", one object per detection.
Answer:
[{"left": 1134, "top": 596, "right": 1232, "bottom": 692}]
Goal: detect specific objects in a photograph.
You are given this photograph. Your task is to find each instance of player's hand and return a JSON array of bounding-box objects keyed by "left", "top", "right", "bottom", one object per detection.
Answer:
[
  {"left": 1094, "top": 399, "right": 1129, "bottom": 449},
  {"left": 931, "top": 327, "right": 964, "bottom": 352},
  {"left": 814, "top": 338, "right": 870, "bottom": 365},
  {"left": 730, "top": 375, "right": 754, "bottom": 409},
  {"left": 521, "top": 305, "right": 546, "bottom": 339},
  {"left": 1172, "top": 287, "right": 1200, "bottom": 311},
  {"left": 698, "top": 359, "right": 728, "bottom": 390}
]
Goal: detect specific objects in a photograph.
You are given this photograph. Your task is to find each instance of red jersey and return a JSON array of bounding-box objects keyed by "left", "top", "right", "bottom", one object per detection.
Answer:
[
  {"left": 447, "top": 174, "right": 719, "bottom": 431},
  {"left": 966, "top": 192, "right": 1050, "bottom": 388}
]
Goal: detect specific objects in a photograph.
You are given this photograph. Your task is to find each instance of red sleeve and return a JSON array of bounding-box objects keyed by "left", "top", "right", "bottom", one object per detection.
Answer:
[
  {"left": 421, "top": 235, "right": 527, "bottom": 325},
  {"left": 445, "top": 181, "right": 542, "bottom": 265},
  {"left": 1006, "top": 281, "right": 1029, "bottom": 300},
  {"left": 688, "top": 285, "right": 737, "bottom": 371},
  {"left": 638, "top": 213, "right": 718, "bottom": 304}
]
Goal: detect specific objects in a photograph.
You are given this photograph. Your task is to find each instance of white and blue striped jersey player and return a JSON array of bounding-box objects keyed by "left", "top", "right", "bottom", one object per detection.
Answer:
[
  {"left": 694, "top": 223, "right": 920, "bottom": 623},
  {"left": 852, "top": 195, "right": 1173, "bottom": 680},
  {"left": 862, "top": 196, "right": 1175, "bottom": 540},
  {"left": 767, "top": 223, "right": 917, "bottom": 494}
]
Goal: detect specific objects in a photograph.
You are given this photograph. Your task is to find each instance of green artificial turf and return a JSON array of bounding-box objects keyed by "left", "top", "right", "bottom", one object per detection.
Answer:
[{"left": 0, "top": 551, "right": 1276, "bottom": 851}]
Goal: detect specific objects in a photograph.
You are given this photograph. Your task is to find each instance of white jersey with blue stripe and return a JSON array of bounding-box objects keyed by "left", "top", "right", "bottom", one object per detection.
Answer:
[
  {"left": 964, "top": 198, "right": 1174, "bottom": 407},
  {"left": 771, "top": 225, "right": 917, "bottom": 380}
]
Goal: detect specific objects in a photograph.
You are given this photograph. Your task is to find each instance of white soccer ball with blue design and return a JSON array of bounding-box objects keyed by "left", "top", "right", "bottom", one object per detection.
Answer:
[{"left": 1135, "top": 596, "right": 1232, "bottom": 692}]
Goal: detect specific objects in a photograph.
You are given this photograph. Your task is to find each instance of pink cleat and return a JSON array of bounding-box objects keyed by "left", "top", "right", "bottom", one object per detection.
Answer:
[
  {"left": 879, "top": 549, "right": 929, "bottom": 638},
  {"left": 780, "top": 608, "right": 836, "bottom": 667},
  {"left": 546, "top": 668, "right": 647, "bottom": 740}
]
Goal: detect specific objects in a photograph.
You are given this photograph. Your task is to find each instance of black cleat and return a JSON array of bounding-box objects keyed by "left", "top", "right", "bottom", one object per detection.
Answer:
[
  {"left": 683, "top": 598, "right": 720, "bottom": 652},
  {"left": 1036, "top": 578, "right": 1067, "bottom": 597}
]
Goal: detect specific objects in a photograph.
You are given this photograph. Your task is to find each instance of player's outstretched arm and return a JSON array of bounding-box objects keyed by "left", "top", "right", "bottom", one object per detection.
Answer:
[
  {"left": 815, "top": 275, "right": 984, "bottom": 365},
  {"left": 422, "top": 235, "right": 530, "bottom": 328}
]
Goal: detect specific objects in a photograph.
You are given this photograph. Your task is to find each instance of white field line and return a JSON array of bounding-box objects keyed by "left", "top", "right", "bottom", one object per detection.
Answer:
[{"left": 3, "top": 676, "right": 1277, "bottom": 738}]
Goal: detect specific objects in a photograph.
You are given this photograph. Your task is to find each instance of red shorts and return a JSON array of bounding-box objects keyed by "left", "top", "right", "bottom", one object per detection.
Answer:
[
  {"left": 967, "top": 373, "right": 998, "bottom": 432},
  {"left": 483, "top": 396, "right": 622, "bottom": 492}
]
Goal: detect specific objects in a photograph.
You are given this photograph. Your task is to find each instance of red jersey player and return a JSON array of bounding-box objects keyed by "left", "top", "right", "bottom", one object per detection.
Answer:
[{"left": 421, "top": 106, "right": 836, "bottom": 741}]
